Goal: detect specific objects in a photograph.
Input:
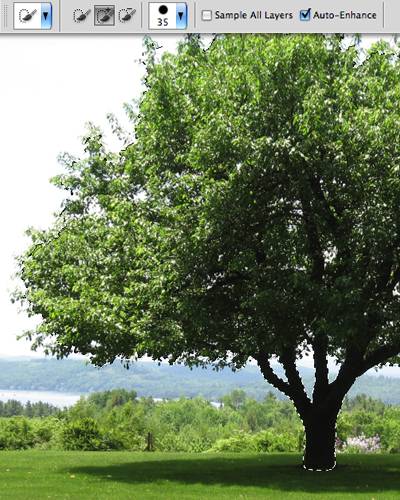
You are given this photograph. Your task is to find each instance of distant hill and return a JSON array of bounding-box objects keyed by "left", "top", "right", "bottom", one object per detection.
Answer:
[{"left": 0, "top": 357, "right": 399, "bottom": 404}]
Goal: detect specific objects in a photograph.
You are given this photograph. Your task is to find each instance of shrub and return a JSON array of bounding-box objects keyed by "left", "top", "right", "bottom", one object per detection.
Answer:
[
  {"left": 254, "top": 429, "right": 299, "bottom": 453},
  {"left": 343, "top": 434, "right": 381, "bottom": 453},
  {"left": 101, "top": 427, "right": 144, "bottom": 451},
  {"left": 155, "top": 426, "right": 213, "bottom": 453},
  {"left": 209, "top": 431, "right": 257, "bottom": 453},
  {"left": 380, "top": 420, "right": 400, "bottom": 453},
  {"left": 0, "top": 418, "right": 35, "bottom": 449},
  {"left": 31, "top": 418, "right": 62, "bottom": 449},
  {"left": 210, "top": 429, "right": 301, "bottom": 453},
  {"left": 60, "top": 418, "right": 105, "bottom": 451}
]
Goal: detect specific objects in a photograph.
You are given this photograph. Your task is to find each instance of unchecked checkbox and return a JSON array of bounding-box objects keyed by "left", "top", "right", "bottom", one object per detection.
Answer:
[
  {"left": 299, "top": 8, "right": 311, "bottom": 21},
  {"left": 202, "top": 10, "right": 212, "bottom": 21}
]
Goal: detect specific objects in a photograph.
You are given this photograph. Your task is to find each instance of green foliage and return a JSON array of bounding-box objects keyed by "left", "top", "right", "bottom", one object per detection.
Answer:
[
  {"left": 0, "top": 390, "right": 398, "bottom": 454},
  {"left": 0, "top": 417, "right": 35, "bottom": 449},
  {"left": 220, "top": 390, "right": 247, "bottom": 410},
  {"left": 14, "top": 35, "right": 400, "bottom": 373},
  {"left": 60, "top": 418, "right": 105, "bottom": 451},
  {"left": 0, "top": 398, "right": 59, "bottom": 417},
  {"left": 254, "top": 429, "right": 300, "bottom": 453},
  {"left": 210, "top": 428, "right": 301, "bottom": 453},
  {"left": 342, "top": 394, "right": 386, "bottom": 414},
  {"left": 31, "top": 418, "right": 63, "bottom": 449},
  {"left": 380, "top": 420, "right": 400, "bottom": 453},
  {"left": 0, "top": 416, "right": 64, "bottom": 450},
  {"left": 210, "top": 431, "right": 258, "bottom": 453},
  {"left": 87, "top": 389, "right": 137, "bottom": 410}
]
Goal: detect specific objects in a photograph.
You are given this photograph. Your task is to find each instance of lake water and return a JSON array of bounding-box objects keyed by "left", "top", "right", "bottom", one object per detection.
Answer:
[
  {"left": 0, "top": 390, "right": 222, "bottom": 409},
  {"left": 0, "top": 389, "right": 83, "bottom": 407}
]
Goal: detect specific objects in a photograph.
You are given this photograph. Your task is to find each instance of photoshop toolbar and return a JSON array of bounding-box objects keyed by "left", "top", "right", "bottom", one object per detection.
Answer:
[{"left": 1, "top": 1, "right": 398, "bottom": 33}]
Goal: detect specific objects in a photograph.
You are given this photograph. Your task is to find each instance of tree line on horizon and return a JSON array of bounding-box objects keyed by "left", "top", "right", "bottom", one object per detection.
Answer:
[{"left": 0, "top": 389, "right": 399, "bottom": 455}]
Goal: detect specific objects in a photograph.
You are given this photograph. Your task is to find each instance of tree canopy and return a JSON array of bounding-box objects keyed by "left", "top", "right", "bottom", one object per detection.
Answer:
[{"left": 14, "top": 34, "right": 400, "bottom": 470}]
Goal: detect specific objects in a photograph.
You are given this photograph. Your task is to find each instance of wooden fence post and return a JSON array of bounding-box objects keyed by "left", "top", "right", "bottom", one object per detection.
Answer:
[{"left": 145, "top": 432, "right": 154, "bottom": 451}]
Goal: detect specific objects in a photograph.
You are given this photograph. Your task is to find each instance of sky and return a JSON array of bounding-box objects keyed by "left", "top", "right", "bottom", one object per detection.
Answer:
[
  {"left": 0, "top": 34, "right": 399, "bottom": 376},
  {"left": 0, "top": 34, "right": 183, "bottom": 358}
]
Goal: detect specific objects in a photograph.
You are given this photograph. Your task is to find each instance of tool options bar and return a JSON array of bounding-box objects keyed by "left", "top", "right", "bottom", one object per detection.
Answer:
[{"left": 0, "top": 1, "right": 397, "bottom": 33}]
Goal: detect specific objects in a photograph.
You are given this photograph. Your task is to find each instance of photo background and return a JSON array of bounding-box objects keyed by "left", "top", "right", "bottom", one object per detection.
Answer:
[{"left": 1, "top": 34, "right": 397, "bottom": 376}]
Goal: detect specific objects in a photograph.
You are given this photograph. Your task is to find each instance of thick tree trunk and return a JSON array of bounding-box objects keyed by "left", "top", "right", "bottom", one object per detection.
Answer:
[
  {"left": 256, "top": 350, "right": 355, "bottom": 472},
  {"left": 303, "top": 411, "right": 337, "bottom": 471}
]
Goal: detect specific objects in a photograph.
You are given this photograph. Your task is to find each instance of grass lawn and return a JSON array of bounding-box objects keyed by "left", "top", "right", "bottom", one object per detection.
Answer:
[{"left": 0, "top": 451, "right": 399, "bottom": 499}]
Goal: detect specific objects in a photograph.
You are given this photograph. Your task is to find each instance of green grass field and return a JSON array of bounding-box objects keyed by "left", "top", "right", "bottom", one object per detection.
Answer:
[{"left": 0, "top": 451, "right": 399, "bottom": 499}]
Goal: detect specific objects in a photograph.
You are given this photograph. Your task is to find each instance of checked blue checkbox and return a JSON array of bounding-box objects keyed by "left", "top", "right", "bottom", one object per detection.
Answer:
[{"left": 300, "top": 8, "right": 311, "bottom": 21}]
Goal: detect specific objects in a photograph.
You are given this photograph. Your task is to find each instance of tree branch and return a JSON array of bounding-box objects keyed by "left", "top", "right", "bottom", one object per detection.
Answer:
[
  {"left": 387, "top": 266, "right": 400, "bottom": 292},
  {"left": 361, "top": 341, "right": 400, "bottom": 373},
  {"left": 206, "top": 270, "right": 249, "bottom": 291},
  {"left": 299, "top": 190, "right": 324, "bottom": 283},
  {"left": 327, "top": 348, "right": 364, "bottom": 408},
  {"left": 279, "top": 349, "right": 312, "bottom": 415},
  {"left": 256, "top": 352, "right": 293, "bottom": 399},
  {"left": 361, "top": 245, "right": 395, "bottom": 302},
  {"left": 309, "top": 175, "right": 340, "bottom": 239}
]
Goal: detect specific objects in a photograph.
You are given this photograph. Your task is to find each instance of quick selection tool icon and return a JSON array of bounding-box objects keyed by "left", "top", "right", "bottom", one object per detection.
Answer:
[
  {"left": 14, "top": 2, "right": 52, "bottom": 29},
  {"left": 94, "top": 5, "right": 115, "bottom": 25},
  {"left": 73, "top": 8, "right": 91, "bottom": 22},
  {"left": 118, "top": 7, "right": 135, "bottom": 22}
]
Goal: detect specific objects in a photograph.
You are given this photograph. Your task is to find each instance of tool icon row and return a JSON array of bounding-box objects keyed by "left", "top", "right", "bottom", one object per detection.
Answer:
[
  {"left": 73, "top": 5, "right": 136, "bottom": 26},
  {"left": 73, "top": 6, "right": 136, "bottom": 25},
  {"left": 13, "top": 2, "right": 134, "bottom": 28},
  {"left": 12, "top": 2, "right": 188, "bottom": 30}
]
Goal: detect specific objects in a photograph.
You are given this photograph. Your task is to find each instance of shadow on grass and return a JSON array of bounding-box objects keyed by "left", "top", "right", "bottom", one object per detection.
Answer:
[{"left": 67, "top": 454, "right": 400, "bottom": 494}]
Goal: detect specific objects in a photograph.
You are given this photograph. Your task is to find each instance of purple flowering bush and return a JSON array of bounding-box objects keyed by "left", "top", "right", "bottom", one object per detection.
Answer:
[{"left": 341, "top": 434, "right": 381, "bottom": 454}]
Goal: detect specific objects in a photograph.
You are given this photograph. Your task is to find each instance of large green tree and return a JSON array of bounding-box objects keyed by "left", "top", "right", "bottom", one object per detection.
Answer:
[{"left": 14, "top": 35, "right": 400, "bottom": 471}]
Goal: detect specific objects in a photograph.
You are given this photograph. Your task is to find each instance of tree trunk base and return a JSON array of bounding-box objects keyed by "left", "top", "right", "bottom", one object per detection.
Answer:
[
  {"left": 303, "top": 413, "right": 337, "bottom": 472},
  {"left": 302, "top": 462, "right": 336, "bottom": 472}
]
